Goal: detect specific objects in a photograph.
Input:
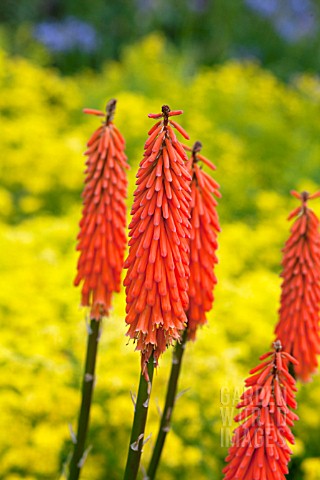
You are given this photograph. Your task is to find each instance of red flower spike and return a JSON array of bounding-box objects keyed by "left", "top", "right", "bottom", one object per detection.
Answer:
[
  {"left": 223, "top": 341, "right": 299, "bottom": 480},
  {"left": 275, "top": 190, "right": 320, "bottom": 382},
  {"left": 124, "top": 105, "right": 192, "bottom": 376},
  {"left": 186, "top": 141, "right": 221, "bottom": 340},
  {"left": 168, "top": 110, "right": 183, "bottom": 116},
  {"left": 309, "top": 191, "right": 320, "bottom": 200},
  {"left": 74, "top": 99, "right": 129, "bottom": 319},
  {"left": 83, "top": 108, "right": 105, "bottom": 117}
]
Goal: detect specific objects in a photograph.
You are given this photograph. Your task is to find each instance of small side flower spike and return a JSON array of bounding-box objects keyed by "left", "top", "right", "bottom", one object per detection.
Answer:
[
  {"left": 223, "top": 341, "right": 299, "bottom": 480},
  {"left": 275, "top": 190, "right": 320, "bottom": 381},
  {"left": 185, "top": 141, "right": 221, "bottom": 339}
]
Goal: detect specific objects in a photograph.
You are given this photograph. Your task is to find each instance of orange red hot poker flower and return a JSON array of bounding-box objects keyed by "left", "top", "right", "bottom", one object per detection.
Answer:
[
  {"left": 123, "top": 105, "right": 192, "bottom": 373},
  {"left": 74, "top": 99, "right": 129, "bottom": 319},
  {"left": 275, "top": 190, "right": 320, "bottom": 382},
  {"left": 223, "top": 341, "right": 299, "bottom": 480},
  {"left": 184, "top": 141, "right": 221, "bottom": 340}
]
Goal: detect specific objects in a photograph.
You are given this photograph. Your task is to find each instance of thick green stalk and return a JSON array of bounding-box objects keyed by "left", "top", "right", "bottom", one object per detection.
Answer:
[
  {"left": 147, "top": 329, "right": 188, "bottom": 479},
  {"left": 68, "top": 318, "right": 101, "bottom": 480},
  {"left": 123, "top": 358, "right": 155, "bottom": 480}
]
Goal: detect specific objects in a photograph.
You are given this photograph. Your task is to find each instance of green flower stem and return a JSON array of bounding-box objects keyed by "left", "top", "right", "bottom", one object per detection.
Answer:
[
  {"left": 147, "top": 329, "right": 188, "bottom": 479},
  {"left": 123, "top": 357, "right": 155, "bottom": 480},
  {"left": 68, "top": 318, "right": 101, "bottom": 480}
]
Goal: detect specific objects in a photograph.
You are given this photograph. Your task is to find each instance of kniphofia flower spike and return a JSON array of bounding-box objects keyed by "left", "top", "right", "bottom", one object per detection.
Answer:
[
  {"left": 223, "top": 341, "right": 299, "bottom": 480},
  {"left": 74, "top": 99, "right": 129, "bottom": 319},
  {"left": 124, "top": 105, "right": 192, "bottom": 375},
  {"left": 275, "top": 190, "right": 320, "bottom": 381},
  {"left": 184, "top": 141, "right": 221, "bottom": 339}
]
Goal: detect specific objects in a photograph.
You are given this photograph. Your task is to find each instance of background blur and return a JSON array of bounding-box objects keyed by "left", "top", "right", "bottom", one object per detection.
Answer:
[{"left": 1, "top": 1, "right": 320, "bottom": 479}]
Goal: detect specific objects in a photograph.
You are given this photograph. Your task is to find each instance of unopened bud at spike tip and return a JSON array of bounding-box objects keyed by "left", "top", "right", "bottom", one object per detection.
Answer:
[{"left": 275, "top": 190, "right": 320, "bottom": 381}]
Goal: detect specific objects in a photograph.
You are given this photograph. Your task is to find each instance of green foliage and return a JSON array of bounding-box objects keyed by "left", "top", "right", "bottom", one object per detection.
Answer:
[
  {"left": 1, "top": 0, "right": 320, "bottom": 78},
  {"left": 1, "top": 36, "right": 320, "bottom": 478}
]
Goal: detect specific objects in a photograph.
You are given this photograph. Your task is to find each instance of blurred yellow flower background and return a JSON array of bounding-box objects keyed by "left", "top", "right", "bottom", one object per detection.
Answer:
[{"left": 1, "top": 34, "right": 320, "bottom": 479}]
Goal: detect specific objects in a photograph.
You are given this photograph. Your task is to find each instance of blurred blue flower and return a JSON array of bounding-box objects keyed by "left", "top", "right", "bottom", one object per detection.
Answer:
[
  {"left": 188, "top": 0, "right": 209, "bottom": 13},
  {"left": 275, "top": 12, "right": 316, "bottom": 42},
  {"left": 136, "top": 0, "right": 155, "bottom": 12},
  {"left": 245, "top": 0, "right": 317, "bottom": 42},
  {"left": 245, "top": 0, "right": 278, "bottom": 17},
  {"left": 290, "top": 0, "right": 311, "bottom": 14},
  {"left": 34, "top": 16, "right": 98, "bottom": 53}
]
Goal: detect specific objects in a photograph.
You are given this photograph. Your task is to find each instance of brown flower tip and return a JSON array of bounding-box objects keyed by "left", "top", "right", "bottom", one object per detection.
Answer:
[
  {"left": 74, "top": 100, "right": 129, "bottom": 319},
  {"left": 148, "top": 105, "right": 189, "bottom": 124},
  {"left": 192, "top": 141, "right": 202, "bottom": 158},
  {"left": 223, "top": 345, "right": 299, "bottom": 479},
  {"left": 290, "top": 189, "right": 320, "bottom": 211},
  {"left": 106, "top": 98, "right": 117, "bottom": 124},
  {"left": 187, "top": 142, "right": 221, "bottom": 340},
  {"left": 161, "top": 104, "right": 171, "bottom": 116},
  {"left": 124, "top": 107, "right": 192, "bottom": 376},
  {"left": 275, "top": 190, "right": 320, "bottom": 381},
  {"left": 273, "top": 339, "right": 282, "bottom": 352}
]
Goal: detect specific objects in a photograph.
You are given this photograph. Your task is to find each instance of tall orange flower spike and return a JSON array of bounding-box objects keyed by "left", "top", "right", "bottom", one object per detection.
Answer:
[
  {"left": 74, "top": 99, "right": 129, "bottom": 319},
  {"left": 275, "top": 190, "right": 320, "bottom": 382},
  {"left": 184, "top": 141, "right": 221, "bottom": 340},
  {"left": 123, "top": 105, "right": 192, "bottom": 375},
  {"left": 223, "top": 341, "right": 299, "bottom": 480}
]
